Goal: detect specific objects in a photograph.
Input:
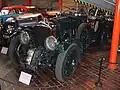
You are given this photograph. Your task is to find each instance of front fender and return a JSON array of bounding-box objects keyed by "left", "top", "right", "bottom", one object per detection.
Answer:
[{"left": 9, "top": 31, "right": 20, "bottom": 39}]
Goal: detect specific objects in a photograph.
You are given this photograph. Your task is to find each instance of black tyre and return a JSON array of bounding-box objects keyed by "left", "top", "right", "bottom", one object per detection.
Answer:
[
  {"left": 55, "top": 43, "right": 80, "bottom": 82},
  {"left": 8, "top": 36, "right": 20, "bottom": 64},
  {"left": 75, "top": 23, "right": 91, "bottom": 50},
  {"left": 8, "top": 36, "right": 28, "bottom": 65}
]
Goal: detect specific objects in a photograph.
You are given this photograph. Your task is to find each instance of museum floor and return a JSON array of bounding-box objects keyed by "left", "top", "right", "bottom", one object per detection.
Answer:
[{"left": 0, "top": 44, "right": 120, "bottom": 90}]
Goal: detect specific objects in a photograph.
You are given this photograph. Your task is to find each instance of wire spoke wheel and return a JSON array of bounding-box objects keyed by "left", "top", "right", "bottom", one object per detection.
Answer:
[
  {"left": 80, "top": 25, "right": 91, "bottom": 49},
  {"left": 75, "top": 23, "right": 91, "bottom": 50},
  {"left": 63, "top": 51, "right": 76, "bottom": 77},
  {"left": 55, "top": 43, "right": 80, "bottom": 82}
]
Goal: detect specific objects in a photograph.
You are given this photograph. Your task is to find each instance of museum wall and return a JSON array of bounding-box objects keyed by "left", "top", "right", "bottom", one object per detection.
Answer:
[
  {"left": 62, "top": 0, "right": 77, "bottom": 10},
  {"left": 6, "top": 0, "right": 26, "bottom": 5},
  {"left": 31, "top": 0, "right": 58, "bottom": 10},
  {"left": 4, "top": 0, "right": 78, "bottom": 11}
]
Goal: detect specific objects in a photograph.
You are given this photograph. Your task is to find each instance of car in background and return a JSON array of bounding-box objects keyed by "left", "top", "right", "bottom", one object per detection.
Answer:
[
  {"left": 25, "top": 5, "right": 48, "bottom": 17},
  {"left": 46, "top": 10, "right": 61, "bottom": 18},
  {"left": 8, "top": 10, "right": 85, "bottom": 82},
  {"left": 24, "top": 5, "right": 62, "bottom": 18},
  {"left": 0, "top": 13, "right": 43, "bottom": 46},
  {"left": 0, "top": 5, "right": 27, "bottom": 23}
]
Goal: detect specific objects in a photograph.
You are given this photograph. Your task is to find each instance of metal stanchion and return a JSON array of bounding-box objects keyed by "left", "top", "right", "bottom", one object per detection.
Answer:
[{"left": 95, "top": 57, "right": 105, "bottom": 88}]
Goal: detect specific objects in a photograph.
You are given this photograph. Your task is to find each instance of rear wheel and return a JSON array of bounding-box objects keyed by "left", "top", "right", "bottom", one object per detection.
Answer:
[
  {"left": 55, "top": 43, "right": 80, "bottom": 82},
  {"left": 76, "top": 23, "right": 91, "bottom": 50}
]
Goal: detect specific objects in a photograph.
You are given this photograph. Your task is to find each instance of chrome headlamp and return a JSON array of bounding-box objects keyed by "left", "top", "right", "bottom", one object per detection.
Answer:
[
  {"left": 19, "top": 31, "right": 31, "bottom": 45},
  {"left": 6, "top": 25, "right": 15, "bottom": 34},
  {"left": 6, "top": 17, "right": 16, "bottom": 34},
  {"left": 74, "top": 13, "right": 81, "bottom": 16},
  {"left": 45, "top": 36, "right": 58, "bottom": 51}
]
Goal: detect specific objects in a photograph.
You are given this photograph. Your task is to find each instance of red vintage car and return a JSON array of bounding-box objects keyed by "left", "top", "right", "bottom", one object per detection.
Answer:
[
  {"left": 24, "top": 5, "right": 48, "bottom": 17},
  {"left": 0, "top": 5, "right": 27, "bottom": 22},
  {"left": 1, "top": 5, "right": 27, "bottom": 14}
]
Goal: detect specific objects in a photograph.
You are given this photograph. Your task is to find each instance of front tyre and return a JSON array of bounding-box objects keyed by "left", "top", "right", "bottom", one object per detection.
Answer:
[
  {"left": 8, "top": 36, "right": 20, "bottom": 65},
  {"left": 55, "top": 43, "right": 80, "bottom": 82},
  {"left": 8, "top": 36, "right": 28, "bottom": 66}
]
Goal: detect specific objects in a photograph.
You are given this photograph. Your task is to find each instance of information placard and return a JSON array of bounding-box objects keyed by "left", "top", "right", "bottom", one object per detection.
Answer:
[
  {"left": 19, "top": 71, "right": 32, "bottom": 85},
  {"left": 1, "top": 47, "right": 8, "bottom": 54}
]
